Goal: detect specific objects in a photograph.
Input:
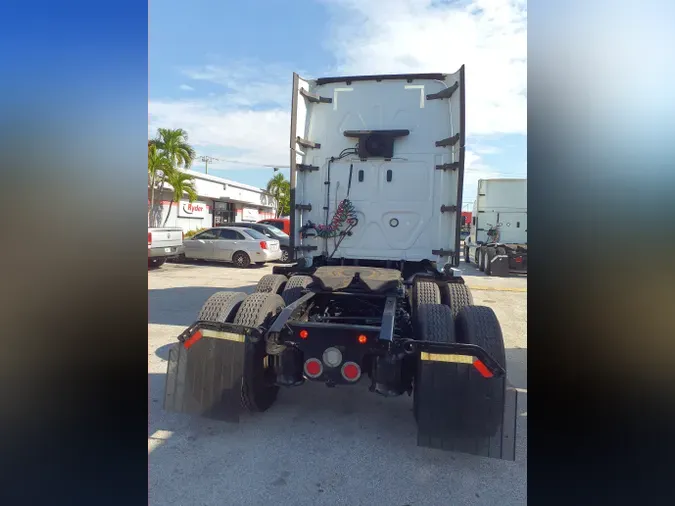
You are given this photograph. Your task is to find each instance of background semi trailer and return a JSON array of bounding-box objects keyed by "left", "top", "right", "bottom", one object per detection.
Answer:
[
  {"left": 464, "top": 178, "right": 527, "bottom": 276},
  {"left": 164, "top": 68, "right": 518, "bottom": 461}
]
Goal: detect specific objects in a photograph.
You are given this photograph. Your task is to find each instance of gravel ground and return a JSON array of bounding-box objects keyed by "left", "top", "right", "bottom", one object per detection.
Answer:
[{"left": 149, "top": 259, "right": 527, "bottom": 506}]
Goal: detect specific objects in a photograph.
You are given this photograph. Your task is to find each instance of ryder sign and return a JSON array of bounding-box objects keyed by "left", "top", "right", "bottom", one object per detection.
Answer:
[{"left": 177, "top": 201, "right": 208, "bottom": 219}]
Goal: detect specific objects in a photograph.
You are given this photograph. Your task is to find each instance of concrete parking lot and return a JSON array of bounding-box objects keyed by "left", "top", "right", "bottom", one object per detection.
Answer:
[{"left": 149, "top": 259, "right": 527, "bottom": 506}]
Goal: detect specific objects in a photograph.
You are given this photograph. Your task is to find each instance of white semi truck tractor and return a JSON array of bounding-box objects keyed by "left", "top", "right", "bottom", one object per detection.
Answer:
[
  {"left": 464, "top": 178, "right": 527, "bottom": 276},
  {"left": 164, "top": 69, "right": 518, "bottom": 461}
]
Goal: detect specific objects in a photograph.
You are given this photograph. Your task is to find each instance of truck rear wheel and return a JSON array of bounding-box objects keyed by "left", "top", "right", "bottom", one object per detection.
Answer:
[
  {"left": 478, "top": 247, "right": 486, "bottom": 271},
  {"left": 414, "top": 303, "right": 508, "bottom": 450},
  {"left": 442, "top": 283, "right": 474, "bottom": 319},
  {"left": 198, "top": 291, "right": 247, "bottom": 323},
  {"left": 464, "top": 245, "right": 470, "bottom": 263},
  {"left": 255, "top": 274, "right": 287, "bottom": 295},
  {"left": 485, "top": 247, "right": 496, "bottom": 275},
  {"left": 414, "top": 280, "right": 441, "bottom": 309},
  {"left": 281, "top": 275, "right": 313, "bottom": 305},
  {"left": 413, "top": 303, "right": 457, "bottom": 443},
  {"left": 454, "top": 305, "right": 507, "bottom": 436},
  {"left": 232, "top": 293, "right": 286, "bottom": 412}
]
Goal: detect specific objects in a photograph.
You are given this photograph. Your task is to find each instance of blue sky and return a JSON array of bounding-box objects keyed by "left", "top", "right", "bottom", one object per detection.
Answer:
[{"left": 149, "top": 0, "right": 527, "bottom": 207}]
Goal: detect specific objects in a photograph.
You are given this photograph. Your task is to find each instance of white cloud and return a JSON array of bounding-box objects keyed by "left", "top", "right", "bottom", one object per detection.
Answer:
[
  {"left": 470, "top": 143, "right": 502, "bottom": 155},
  {"left": 180, "top": 62, "right": 293, "bottom": 108},
  {"left": 462, "top": 147, "right": 526, "bottom": 203},
  {"left": 179, "top": 84, "right": 195, "bottom": 91},
  {"left": 148, "top": 100, "right": 290, "bottom": 168},
  {"left": 322, "top": 0, "right": 527, "bottom": 137},
  {"left": 149, "top": 0, "right": 526, "bottom": 177}
]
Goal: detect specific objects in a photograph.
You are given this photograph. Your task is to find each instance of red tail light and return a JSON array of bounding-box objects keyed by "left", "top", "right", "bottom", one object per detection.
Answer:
[
  {"left": 148, "top": 232, "right": 152, "bottom": 245},
  {"left": 341, "top": 362, "right": 361, "bottom": 382},
  {"left": 260, "top": 241, "right": 268, "bottom": 250},
  {"left": 304, "top": 359, "right": 323, "bottom": 378}
]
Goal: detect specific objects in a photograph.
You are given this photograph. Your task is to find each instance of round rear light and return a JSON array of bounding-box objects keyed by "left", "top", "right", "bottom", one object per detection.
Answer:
[
  {"left": 322, "top": 347, "right": 343, "bottom": 368},
  {"left": 299, "top": 329, "right": 309, "bottom": 339},
  {"left": 341, "top": 362, "right": 361, "bottom": 382},
  {"left": 304, "top": 359, "right": 322, "bottom": 378},
  {"left": 358, "top": 334, "right": 367, "bottom": 344}
]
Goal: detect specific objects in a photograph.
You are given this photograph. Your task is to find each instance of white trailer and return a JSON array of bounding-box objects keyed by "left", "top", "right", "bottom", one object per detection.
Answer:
[{"left": 464, "top": 178, "right": 527, "bottom": 276}]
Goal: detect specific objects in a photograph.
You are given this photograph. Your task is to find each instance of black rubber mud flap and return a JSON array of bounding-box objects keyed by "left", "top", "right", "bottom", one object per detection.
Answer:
[
  {"left": 164, "top": 331, "right": 247, "bottom": 423},
  {"left": 415, "top": 303, "right": 517, "bottom": 460},
  {"left": 416, "top": 381, "right": 518, "bottom": 461},
  {"left": 490, "top": 255, "right": 510, "bottom": 277}
]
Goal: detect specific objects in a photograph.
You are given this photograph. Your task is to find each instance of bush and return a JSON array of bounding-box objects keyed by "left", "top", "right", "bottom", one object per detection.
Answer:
[{"left": 184, "top": 228, "right": 206, "bottom": 238}]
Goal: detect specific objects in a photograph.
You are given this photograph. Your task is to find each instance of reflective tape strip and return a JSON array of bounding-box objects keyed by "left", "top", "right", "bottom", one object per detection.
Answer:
[
  {"left": 201, "top": 329, "right": 246, "bottom": 342},
  {"left": 420, "top": 352, "right": 474, "bottom": 364},
  {"left": 467, "top": 286, "right": 527, "bottom": 292}
]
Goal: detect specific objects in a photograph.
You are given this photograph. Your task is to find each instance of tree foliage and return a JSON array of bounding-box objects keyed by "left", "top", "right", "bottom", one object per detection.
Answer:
[
  {"left": 266, "top": 173, "right": 290, "bottom": 217},
  {"left": 162, "top": 170, "right": 198, "bottom": 226},
  {"left": 148, "top": 128, "right": 197, "bottom": 227}
]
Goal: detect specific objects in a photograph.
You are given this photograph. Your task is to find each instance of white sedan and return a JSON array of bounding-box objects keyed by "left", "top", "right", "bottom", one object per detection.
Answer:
[{"left": 182, "top": 226, "right": 282, "bottom": 268}]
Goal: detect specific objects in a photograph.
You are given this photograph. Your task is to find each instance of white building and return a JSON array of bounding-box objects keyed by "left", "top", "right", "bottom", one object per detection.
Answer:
[{"left": 148, "top": 169, "right": 276, "bottom": 232}]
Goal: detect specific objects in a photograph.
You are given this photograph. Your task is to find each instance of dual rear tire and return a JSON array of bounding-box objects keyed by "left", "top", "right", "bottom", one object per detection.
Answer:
[
  {"left": 414, "top": 303, "right": 506, "bottom": 446},
  {"left": 194, "top": 274, "right": 506, "bottom": 445},
  {"left": 197, "top": 290, "right": 285, "bottom": 413},
  {"left": 200, "top": 274, "right": 313, "bottom": 412},
  {"left": 414, "top": 279, "right": 473, "bottom": 319}
]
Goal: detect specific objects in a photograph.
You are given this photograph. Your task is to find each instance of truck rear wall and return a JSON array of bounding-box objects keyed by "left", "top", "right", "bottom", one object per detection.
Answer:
[
  {"left": 290, "top": 71, "right": 466, "bottom": 267},
  {"left": 475, "top": 179, "right": 527, "bottom": 245}
]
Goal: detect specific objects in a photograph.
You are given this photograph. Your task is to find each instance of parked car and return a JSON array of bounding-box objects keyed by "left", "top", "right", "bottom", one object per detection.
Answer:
[
  {"left": 148, "top": 227, "right": 184, "bottom": 268},
  {"left": 228, "top": 222, "right": 291, "bottom": 263},
  {"left": 182, "top": 226, "right": 281, "bottom": 267},
  {"left": 257, "top": 218, "right": 290, "bottom": 235}
]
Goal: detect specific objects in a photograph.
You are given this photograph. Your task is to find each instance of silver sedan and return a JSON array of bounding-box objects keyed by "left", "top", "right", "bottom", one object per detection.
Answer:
[{"left": 182, "top": 226, "right": 282, "bottom": 268}]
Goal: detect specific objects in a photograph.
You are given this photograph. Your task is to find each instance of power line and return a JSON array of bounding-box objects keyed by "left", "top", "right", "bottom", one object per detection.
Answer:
[
  {"left": 198, "top": 156, "right": 219, "bottom": 174},
  {"left": 196, "top": 155, "right": 290, "bottom": 171}
]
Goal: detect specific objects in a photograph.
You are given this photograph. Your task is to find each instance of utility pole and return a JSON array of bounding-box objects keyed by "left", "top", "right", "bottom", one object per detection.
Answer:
[{"left": 199, "top": 156, "right": 218, "bottom": 174}]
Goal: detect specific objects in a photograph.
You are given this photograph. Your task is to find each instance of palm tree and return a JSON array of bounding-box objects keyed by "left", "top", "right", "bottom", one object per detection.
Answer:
[
  {"left": 152, "top": 128, "right": 197, "bottom": 217},
  {"left": 148, "top": 143, "right": 173, "bottom": 226},
  {"left": 266, "top": 173, "right": 289, "bottom": 218},
  {"left": 162, "top": 171, "right": 198, "bottom": 226},
  {"left": 154, "top": 128, "right": 196, "bottom": 169}
]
